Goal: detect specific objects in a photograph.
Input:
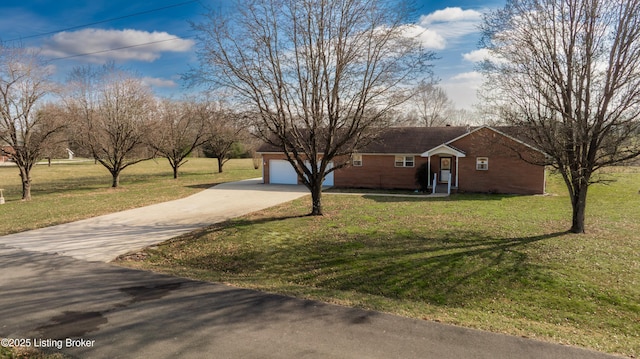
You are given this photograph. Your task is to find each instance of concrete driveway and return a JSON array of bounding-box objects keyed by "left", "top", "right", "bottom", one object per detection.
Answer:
[{"left": 0, "top": 179, "right": 308, "bottom": 262}]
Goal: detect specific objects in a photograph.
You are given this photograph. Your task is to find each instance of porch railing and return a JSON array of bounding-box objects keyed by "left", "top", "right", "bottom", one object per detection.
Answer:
[{"left": 431, "top": 173, "right": 451, "bottom": 195}]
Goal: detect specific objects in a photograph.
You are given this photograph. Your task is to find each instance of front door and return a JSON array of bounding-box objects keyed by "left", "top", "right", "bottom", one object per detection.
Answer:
[{"left": 440, "top": 157, "right": 451, "bottom": 183}]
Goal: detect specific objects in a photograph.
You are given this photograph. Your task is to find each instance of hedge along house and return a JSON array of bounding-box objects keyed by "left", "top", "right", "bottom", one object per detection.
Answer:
[{"left": 258, "top": 126, "right": 547, "bottom": 195}]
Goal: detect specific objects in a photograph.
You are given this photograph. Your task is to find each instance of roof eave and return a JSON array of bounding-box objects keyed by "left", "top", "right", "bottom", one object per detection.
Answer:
[{"left": 421, "top": 144, "right": 467, "bottom": 158}]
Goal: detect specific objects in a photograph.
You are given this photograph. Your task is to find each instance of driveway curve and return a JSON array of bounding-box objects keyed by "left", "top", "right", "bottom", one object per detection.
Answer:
[{"left": 0, "top": 179, "right": 308, "bottom": 262}]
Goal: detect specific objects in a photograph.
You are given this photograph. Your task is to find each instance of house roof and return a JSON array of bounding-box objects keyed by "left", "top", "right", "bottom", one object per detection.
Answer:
[
  {"left": 257, "top": 126, "right": 470, "bottom": 154},
  {"left": 358, "top": 127, "right": 470, "bottom": 153},
  {"left": 256, "top": 125, "right": 544, "bottom": 155}
]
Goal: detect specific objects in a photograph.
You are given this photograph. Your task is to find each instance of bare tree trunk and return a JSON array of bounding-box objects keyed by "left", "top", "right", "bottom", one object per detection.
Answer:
[
  {"left": 19, "top": 168, "right": 32, "bottom": 201},
  {"left": 216, "top": 158, "right": 224, "bottom": 173},
  {"left": 111, "top": 171, "right": 120, "bottom": 188},
  {"left": 310, "top": 183, "right": 323, "bottom": 216},
  {"left": 167, "top": 158, "right": 181, "bottom": 179},
  {"left": 570, "top": 184, "right": 589, "bottom": 234}
]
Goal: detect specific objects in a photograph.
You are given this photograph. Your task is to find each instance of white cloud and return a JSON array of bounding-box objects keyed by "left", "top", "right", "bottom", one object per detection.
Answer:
[
  {"left": 418, "top": 7, "right": 483, "bottom": 44},
  {"left": 451, "top": 71, "right": 483, "bottom": 81},
  {"left": 41, "top": 28, "right": 194, "bottom": 63},
  {"left": 463, "top": 49, "right": 491, "bottom": 63},
  {"left": 400, "top": 25, "right": 446, "bottom": 50},
  {"left": 441, "top": 71, "right": 485, "bottom": 110},
  {"left": 142, "top": 77, "right": 178, "bottom": 88},
  {"left": 462, "top": 48, "right": 508, "bottom": 66},
  {"left": 420, "top": 7, "right": 483, "bottom": 24}
]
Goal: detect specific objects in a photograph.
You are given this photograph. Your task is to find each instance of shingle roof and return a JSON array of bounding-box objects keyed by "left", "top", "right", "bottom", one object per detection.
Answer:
[
  {"left": 257, "top": 125, "right": 546, "bottom": 156},
  {"left": 257, "top": 126, "right": 471, "bottom": 154},
  {"left": 360, "top": 127, "right": 470, "bottom": 153}
]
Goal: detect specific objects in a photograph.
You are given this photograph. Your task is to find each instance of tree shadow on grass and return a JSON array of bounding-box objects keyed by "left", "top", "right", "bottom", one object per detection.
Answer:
[
  {"left": 262, "top": 230, "right": 569, "bottom": 307},
  {"left": 154, "top": 214, "right": 311, "bottom": 247},
  {"left": 144, "top": 212, "right": 569, "bottom": 309}
]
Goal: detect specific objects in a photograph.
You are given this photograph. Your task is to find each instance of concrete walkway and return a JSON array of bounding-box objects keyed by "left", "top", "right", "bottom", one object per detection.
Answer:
[
  {"left": 0, "top": 180, "right": 623, "bottom": 358},
  {"left": 0, "top": 179, "right": 308, "bottom": 262}
]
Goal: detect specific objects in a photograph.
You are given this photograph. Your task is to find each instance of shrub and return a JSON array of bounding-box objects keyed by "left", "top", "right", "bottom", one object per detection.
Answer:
[{"left": 415, "top": 162, "right": 430, "bottom": 192}]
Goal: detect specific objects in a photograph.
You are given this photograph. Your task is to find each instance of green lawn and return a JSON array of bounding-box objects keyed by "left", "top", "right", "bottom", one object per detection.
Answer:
[
  {"left": 1, "top": 160, "right": 638, "bottom": 356},
  {"left": 117, "top": 168, "right": 640, "bottom": 357},
  {"left": 0, "top": 158, "right": 261, "bottom": 235}
]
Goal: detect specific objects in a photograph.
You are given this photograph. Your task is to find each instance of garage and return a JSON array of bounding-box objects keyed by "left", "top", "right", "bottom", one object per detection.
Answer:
[
  {"left": 305, "top": 161, "right": 334, "bottom": 186},
  {"left": 269, "top": 160, "right": 299, "bottom": 184},
  {"left": 267, "top": 159, "right": 334, "bottom": 186}
]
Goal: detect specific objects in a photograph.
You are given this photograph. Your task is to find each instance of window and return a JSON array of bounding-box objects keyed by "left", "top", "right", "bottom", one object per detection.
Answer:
[
  {"left": 476, "top": 157, "right": 489, "bottom": 170},
  {"left": 395, "top": 155, "right": 415, "bottom": 167},
  {"left": 352, "top": 154, "right": 362, "bottom": 166}
]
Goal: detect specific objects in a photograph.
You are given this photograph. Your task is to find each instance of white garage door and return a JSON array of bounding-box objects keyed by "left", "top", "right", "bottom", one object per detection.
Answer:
[
  {"left": 269, "top": 160, "right": 299, "bottom": 184},
  {"left": 305, "top": 161, "right": 334, "bottom": 186},
  {"left": 269, "top": 160, "right": 334, "bottom": 186}
]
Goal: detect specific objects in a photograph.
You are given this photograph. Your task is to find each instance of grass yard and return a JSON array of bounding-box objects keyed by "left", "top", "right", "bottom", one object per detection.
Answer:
[
  {"left": 118, "top": 168, "right": 640, "bottom": 357},
  {"left": 0, "top": 345, "right": 70, "bottom": 359},
  {"left": 0, "top": 158, "right": 261, "bottom": 235}
]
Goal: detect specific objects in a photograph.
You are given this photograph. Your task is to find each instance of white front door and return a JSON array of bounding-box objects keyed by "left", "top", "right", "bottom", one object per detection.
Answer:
[{"left": 440, "top": 157, "right": 452, "bottom": 183}]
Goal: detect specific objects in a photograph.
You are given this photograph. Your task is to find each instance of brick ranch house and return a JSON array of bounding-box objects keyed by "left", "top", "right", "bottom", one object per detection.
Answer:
[{"left": 257, "top": 126, "right": 547, "bottom": 195}]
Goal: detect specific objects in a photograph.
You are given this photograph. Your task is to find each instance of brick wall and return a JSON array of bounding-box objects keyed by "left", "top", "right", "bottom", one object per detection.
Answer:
[
  {"left": 335, "top": 154, "right": 427, "bottom": 190},
  {"left": 451, "top": 128, "right": 545, "bottom": 194}
]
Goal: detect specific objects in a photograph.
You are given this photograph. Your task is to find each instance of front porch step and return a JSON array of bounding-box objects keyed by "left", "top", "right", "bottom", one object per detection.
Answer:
[{"left": 430, "top": 184, "right": 453, "bottom": 195}]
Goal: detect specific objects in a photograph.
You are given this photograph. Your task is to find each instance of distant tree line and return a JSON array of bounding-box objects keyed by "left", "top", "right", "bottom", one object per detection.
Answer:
[{"left": 0, "top": 49, "right": 256, "bottom": 200}]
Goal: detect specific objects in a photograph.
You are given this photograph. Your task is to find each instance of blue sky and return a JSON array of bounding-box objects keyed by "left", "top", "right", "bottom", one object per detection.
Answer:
[{"left": 0, "top": 0, "right": 505, "bottom": 109}]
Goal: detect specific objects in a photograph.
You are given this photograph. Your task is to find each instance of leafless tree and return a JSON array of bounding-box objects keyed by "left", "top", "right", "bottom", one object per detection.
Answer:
[
  {"left": 37, "top": 103, "right": 73, "bottom": 166},
  {"left": 192, "top": 0, "right": 432, "bottom": 215},
  {"left": 202, "top": 109, "right": 248, "bottom": 173},
  {"left": 65, "top": 64, "right": 156, "bottom": 187},
  {"left": 448, "top": 108, "right": 477, "bottom": 126},
  {"left": 408, "top": 80, "right": 454, "bottom": 127},
  {"left": 149, "top": 98, "right": 209, "bottom": 179},
  {"left": 245, "top": 135, "right": 266, "bottom": 170},
  {"left": 481, "top": 0, "right": 640, "bottom": 233},
  {"left": 0, "top": 46, "right": 65, "bottom": 200}
]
